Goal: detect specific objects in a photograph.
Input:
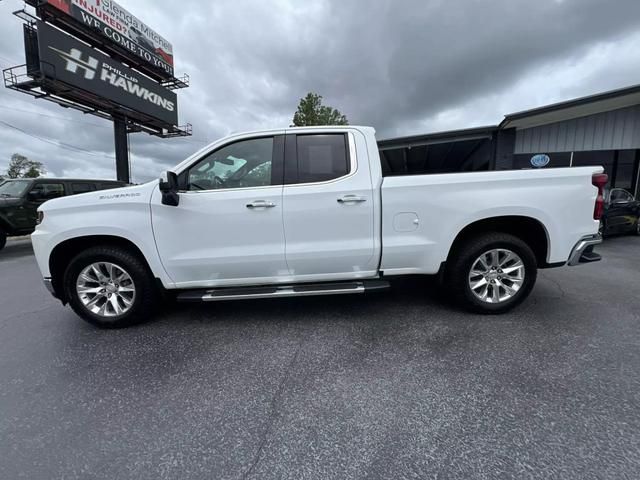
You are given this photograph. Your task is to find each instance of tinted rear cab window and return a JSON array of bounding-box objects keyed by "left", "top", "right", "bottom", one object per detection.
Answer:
[{"left": 296, "top": 134, "right": 349, "bottom": 184}]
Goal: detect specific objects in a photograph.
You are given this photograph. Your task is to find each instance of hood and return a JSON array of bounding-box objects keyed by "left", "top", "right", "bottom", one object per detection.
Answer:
[{"left": 39, "top": 181, "right": 159, "bottom": 212}]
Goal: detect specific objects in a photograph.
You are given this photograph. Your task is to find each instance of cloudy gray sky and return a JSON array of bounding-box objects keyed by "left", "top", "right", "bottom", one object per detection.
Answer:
[{"left": 1, "top": 0, "right": 639, "bottom": 182}]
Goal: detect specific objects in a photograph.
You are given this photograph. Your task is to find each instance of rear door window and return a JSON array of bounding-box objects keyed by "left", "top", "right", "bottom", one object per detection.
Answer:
[
  {"left": 295, "top": 134, "right": 349, "bottom": 184},
  {"left": 610, "top": 189, "right": 633, "bottom": 203},
  {"left": 71, "top": 183, "right": 96, "bottom": 194},
  {"left": 98, "top": 183, "right": 122, "bottom": 191}
]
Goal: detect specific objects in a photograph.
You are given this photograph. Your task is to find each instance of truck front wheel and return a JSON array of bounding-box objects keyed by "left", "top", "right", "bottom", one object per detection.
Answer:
[
  {"left": 63, "top": 246, "right": 158, "bottom": 328},
  {"left": 445, "top": 232, "right": 537, "bottom": 314}
]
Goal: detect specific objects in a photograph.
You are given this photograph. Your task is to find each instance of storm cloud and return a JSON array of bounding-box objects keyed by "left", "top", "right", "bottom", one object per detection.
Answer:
[{"left": 1, "top": 0, "right": 639, "bottom": 182}]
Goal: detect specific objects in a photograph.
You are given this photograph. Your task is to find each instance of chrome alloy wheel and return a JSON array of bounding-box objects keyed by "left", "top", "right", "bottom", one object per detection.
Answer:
[
  {"left": 76, "top": 262, "right": 136, "bottom": 317},
  {"left": 468, "top": 249, "right": 525, "bottom": 304}
]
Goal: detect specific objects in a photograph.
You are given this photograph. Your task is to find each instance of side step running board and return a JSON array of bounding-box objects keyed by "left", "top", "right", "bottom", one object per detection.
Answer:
[{"left": 176, "top": 280, "right": 390, "bottom": 303}]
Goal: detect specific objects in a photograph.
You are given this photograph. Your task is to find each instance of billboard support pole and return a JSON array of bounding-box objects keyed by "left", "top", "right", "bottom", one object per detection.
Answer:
[{"left": 114, "top": 116, "right": 130, "bottom": 183}]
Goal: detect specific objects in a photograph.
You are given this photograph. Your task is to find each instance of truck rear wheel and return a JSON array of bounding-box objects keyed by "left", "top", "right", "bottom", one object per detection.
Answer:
[
  {"left": 0, "top": 229, "right": 6, "bottom": 251},
  {"left": 445, "top": 232, "right": 537, "bottom": 314},
  {"left": 63, "top": 246, "right": 158, "bottom": 328}
]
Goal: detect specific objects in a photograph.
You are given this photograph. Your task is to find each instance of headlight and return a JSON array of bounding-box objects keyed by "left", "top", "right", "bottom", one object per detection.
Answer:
[{"left": 36, "top": 211, "right": 44, "bottom": 225}]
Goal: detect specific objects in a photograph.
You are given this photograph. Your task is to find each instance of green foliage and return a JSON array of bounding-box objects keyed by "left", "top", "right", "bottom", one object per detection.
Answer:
[
  {"left": 292, "top": 92, "right": 349, "bottom": 127},
  {"left": 6, "top": 154, "right": 46, "bottom": 179}
]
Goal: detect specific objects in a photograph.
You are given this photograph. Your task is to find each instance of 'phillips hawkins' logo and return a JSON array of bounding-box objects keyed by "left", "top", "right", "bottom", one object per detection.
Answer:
[
  {"left": 49, "top": 47, "right": 99, "bottom": 80},
  {"left": 48, "top": 46, "right": 175, "bottom": 113}
]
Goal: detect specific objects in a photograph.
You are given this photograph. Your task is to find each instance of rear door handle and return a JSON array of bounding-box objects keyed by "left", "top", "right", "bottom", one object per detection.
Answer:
[
  {"left": 337, "top": 195, "right": 367, "bottom": 204},
  {"left": 246, "top": 200, "right": 276, "bottom": 209}
]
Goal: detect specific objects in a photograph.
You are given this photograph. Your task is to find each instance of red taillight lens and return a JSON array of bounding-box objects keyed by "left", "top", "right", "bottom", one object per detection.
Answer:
[{"left": 592, "top": 173, "right": 608, "bottom": 221}]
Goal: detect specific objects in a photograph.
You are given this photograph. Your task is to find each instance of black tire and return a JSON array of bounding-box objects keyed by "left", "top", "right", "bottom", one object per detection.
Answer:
[
  {"left": 0, "top": 229, "right": 6, "bottom": 251},
  {"left": 445, "top": 232, "right": 538, "bottom": 314},
  {"left": 63, "top": 246, "right": 158, "bottom": 328}
]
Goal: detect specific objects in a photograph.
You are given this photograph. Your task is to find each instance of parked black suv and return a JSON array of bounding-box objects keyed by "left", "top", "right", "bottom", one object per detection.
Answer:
[
  {"left": 0, "top": 178, "right": 125, "bottom": 250},
  {"left": 600, "top": 188, "right": 640, "bottom": 237}
]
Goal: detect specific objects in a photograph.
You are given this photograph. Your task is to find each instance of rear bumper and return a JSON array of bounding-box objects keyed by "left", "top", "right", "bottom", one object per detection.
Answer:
[{"left": 567, "top": 234, "right": 603, "bottom": 266}]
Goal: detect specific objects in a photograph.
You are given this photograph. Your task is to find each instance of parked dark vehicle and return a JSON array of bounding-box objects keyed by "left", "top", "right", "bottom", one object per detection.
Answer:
[
  {"left": 600, "top": 188, "right": 640, "bottom": 237},
  {"left": 0, "top": 178, "right": 125, "bottom": 250}
]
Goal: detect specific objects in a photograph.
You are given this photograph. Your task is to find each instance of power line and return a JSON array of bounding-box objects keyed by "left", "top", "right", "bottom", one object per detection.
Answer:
[
  {"left": 0, "top": 105, "right": 211, "bottom": 144},
  {"left": 0, "top": 105, "right": 112, "bottom": 129},
  {"left": 0, "top": 54, "right": 20, "bottom": 66},
  {"left": 0, "top": 119, "right": 115, "bottom": 159}
]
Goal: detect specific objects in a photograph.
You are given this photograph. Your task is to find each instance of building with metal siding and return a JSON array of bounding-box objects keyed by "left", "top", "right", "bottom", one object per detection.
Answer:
[
  {"left": 513, "top": 105, "right": 640, "bottom": 154},
  {"left": 379, "top": 84, "right": 640, "bottom": 198}
]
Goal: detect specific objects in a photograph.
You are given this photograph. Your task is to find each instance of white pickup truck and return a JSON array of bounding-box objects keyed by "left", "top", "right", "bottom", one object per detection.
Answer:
[{"left": 32, "top": 126, "right": 606, "bottom": 328}]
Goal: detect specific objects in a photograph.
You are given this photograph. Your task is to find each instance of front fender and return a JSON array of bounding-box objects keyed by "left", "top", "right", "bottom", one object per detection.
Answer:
[{"left": 31, "top": 201, "right": 175, "bottom": 288}]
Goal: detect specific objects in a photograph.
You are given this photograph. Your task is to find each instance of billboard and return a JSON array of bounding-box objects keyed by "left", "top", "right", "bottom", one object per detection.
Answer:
[
  {"left": 38, "top": 0, "right": 174, "bottom": 78},
  {"left": 36, "top": 21, "right": 178, "bottom": 126}
]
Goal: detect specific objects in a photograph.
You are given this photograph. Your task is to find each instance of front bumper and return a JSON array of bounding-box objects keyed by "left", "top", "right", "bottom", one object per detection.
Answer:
[{"left": 567, "top": 234, "right": 603, "bottom": 266}]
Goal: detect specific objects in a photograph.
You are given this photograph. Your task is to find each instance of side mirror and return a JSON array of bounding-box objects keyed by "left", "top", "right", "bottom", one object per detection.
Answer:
[{"left": 159, "top": 171, "right": 180, "bottom": 207}]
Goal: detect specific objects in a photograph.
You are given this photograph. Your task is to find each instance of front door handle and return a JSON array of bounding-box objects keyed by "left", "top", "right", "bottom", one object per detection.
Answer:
[
  {"left": 246, "top": 200, "right": 277, "bottom": 209},
  {"left": 337, "top": 195, "right": 367, "bottom": 204}
]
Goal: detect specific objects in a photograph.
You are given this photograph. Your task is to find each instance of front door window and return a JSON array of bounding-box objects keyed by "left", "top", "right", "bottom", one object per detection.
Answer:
[
  {"left": 29, "top": 183, "right": 65, "bottom": 201},
  {"left": 187, "top": 137, "right": 274, "bottom": 191}
]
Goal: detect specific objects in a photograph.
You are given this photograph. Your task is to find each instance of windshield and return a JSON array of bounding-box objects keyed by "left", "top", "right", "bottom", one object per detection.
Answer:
[{"left": 0, "top": 180, "right": 31, "bottom": 198}]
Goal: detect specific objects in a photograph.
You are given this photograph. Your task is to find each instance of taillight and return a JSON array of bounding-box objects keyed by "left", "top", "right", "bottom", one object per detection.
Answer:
[{"left": 592, "top": 173, "right": 608, "bottom": 221}]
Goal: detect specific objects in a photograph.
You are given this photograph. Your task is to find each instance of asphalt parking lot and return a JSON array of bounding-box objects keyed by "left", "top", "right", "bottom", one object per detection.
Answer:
[{"left": 1, "top": 237, "right": 639, "bottom": 479}]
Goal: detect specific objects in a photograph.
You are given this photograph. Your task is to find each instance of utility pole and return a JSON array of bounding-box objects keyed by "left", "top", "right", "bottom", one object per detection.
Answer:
[{"left": 113, "top": 115, "right": 130, "bottom": 183}]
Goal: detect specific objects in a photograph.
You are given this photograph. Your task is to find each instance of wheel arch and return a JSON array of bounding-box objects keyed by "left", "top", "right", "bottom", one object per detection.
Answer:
[
  {"left": 49, "top": 235, "right": 155, "bottom": 303},
  {"left": 446, "top": 216, "right": 551, "bottom": 268}
]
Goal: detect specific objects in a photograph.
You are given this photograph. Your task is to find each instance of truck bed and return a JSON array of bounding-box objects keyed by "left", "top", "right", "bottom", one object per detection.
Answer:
[{"left": 379, "top": 167, "right": 602, "bottom": 275}]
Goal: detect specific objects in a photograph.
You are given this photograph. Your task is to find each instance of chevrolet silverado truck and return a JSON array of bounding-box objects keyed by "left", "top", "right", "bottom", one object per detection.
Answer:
[{"left": 32, "top": 126, "right": 606, "bottom": 328}]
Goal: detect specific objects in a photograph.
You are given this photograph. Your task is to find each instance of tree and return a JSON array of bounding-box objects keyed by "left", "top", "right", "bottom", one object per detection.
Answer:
[
  {"left": 292, "top": 92, "right": 349, "bottom": 127},
  {"left": 6, "top": 154, "right": 46, "bottom": 179}
]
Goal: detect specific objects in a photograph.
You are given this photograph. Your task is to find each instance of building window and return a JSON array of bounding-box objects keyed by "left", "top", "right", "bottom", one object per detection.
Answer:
[
  {"left": 614, "top": 150, "right": 636, "bottom": 192},
  {"left": 572, "top": 151, "right": 616, "bottom": 187},
  {"left": 572, "top": 149, "right": 639, "bottom": 194}
]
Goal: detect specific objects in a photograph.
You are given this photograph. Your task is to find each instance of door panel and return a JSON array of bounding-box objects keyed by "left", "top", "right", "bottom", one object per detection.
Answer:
[
  {"left": 151, "top": 187, "right": 287, "bottom": 287},
  {"left": 151, "top": 134, "right": 288, "bottom": 288},
  {"left": 282, "top": 131, "right": 377, "bottom": 279}
]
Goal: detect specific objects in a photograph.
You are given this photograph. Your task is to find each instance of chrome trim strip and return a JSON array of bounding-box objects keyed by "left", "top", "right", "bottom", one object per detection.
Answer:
[{"left": 567, "top": 234, "right": 603, "bottom": 266}]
